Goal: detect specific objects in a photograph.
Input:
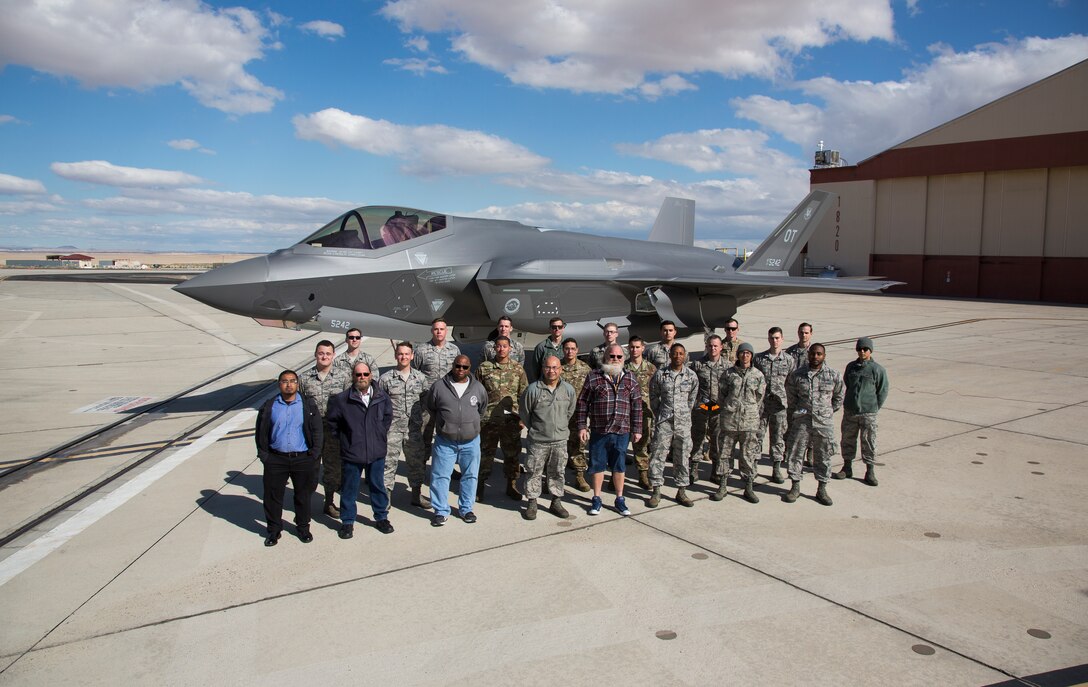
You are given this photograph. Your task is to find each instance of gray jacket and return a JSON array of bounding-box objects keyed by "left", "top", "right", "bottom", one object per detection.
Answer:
[
  {"left": 520, "top": 380, "right": 577, "bottom": 443},
  {"left": 423, "top": 373, "right": 488, "bottom": 442}
]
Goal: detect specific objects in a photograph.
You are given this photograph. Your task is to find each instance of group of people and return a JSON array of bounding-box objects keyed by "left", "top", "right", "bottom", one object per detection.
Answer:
[{"left": 255, "top": 316, "right": 889, "bottom": 545}]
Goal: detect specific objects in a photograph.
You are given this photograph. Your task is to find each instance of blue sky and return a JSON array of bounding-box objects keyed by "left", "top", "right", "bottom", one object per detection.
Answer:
[{"left": 0, "top": 0, "right": 1085, "bottom": 253}]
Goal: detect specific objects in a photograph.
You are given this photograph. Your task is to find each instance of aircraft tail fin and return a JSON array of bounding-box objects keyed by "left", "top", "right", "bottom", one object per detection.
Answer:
[
  {"left": 737, "top": 190, "right": 835, "bottom": 273},
  {"left": 648, "top": 197, "right": 695, "bottom": 246}
]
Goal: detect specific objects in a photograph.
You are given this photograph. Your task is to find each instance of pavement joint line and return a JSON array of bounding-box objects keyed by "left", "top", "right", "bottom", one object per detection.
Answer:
[
  {"left": 629, "top": 514, "right": 1037, "bottom": 687},
  {"left": 105, "top": 283, "right": 257, "bottom": 354}
]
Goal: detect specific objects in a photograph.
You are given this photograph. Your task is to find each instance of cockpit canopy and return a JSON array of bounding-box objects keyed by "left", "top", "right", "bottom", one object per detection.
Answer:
[{"left": 301, "top": 206, "right": 447, "bottom": 250}]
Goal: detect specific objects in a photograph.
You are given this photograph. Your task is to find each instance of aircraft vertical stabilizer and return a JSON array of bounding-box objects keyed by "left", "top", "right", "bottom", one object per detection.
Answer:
[
  {"left": 737, "top": 190, "right": 835, "bottom": 273},
  {"left": 648, "top": 197, "right": 695, "bottom": 246}
]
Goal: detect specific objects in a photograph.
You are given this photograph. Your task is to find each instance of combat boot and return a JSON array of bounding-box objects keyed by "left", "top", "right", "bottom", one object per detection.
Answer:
[
  {"left": 411, "top": 485, "right": 431, "bottom": 509},
  {"left": 863, "top": 465, "right": 879, "bottom": 487},
  {"left": 709, "top": 460, "right": 721, "bottom": 484},
  {"left": 832, "top": 460, "right": 853, "bottom": 480},
  {"left": 709, "top": 480, "right": 728, "bottom": 501},
  {"left": 638, "top": 469, "right": 651, "bottom": 490},
  {"left": 549, "top": 497, "right": 569, "bottom": 519},
  {"left": 742, "top": 477, "right": 759, "bottom": 504},
  {"left": 770, "top": 462, "right": 785, "bottom": 484},
  {"left": 323, "top": 490, "right": 340, "bottom": 519},
  {"left": 816, "top": 482, "right": 833, "bottom": 506},
  {"left": 523, "top": 498, "right": 538, "bottom": 520},
  {"left": 574, "top": 471, "right": 591, "bottom": 492},
  {"left": 676, "top": 487, "right": 694, "bottom": 507},
  {"left": 647, "top": 487, "right": 662, "bottom": 508},
  {"left": 506, "top": 478, "right": 523, "bottom": 501},
  {"left": 782, "top": 480, "right": 801, "bottom": 503}
]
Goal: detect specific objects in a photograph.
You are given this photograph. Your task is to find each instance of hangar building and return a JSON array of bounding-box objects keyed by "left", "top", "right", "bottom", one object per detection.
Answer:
[{"left": 806, "top": 58, "right": 1088, "bottom": 304}]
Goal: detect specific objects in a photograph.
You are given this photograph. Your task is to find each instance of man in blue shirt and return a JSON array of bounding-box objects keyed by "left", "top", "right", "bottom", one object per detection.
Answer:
[{"left": 255, "top": 369, "right": 324, "bottom": 546}]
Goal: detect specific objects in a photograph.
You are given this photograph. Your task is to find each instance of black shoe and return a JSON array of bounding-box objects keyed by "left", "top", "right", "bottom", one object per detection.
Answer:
[
  {"left": 376, "top": 519, "right": 394, "bottom": 534},
  {"left": 431, "top": 514, "right": 448, "bottom": 527},
  {"left": 462, "top": 511, "right": 477, "bottom": 524},
  {"left": 264, "top": 531, "right": 281, "bottom": 547},
  {"left": 297, "top": 528, "right": 313, "bottom": 543},
  {"left": 337, "top": 524, "right": 354, "bottom": 539}
]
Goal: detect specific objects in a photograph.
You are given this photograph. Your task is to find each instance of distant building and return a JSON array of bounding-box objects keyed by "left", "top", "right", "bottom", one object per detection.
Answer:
[{"left": 808, "top": 59, "right": 1088, "bottom": 304}]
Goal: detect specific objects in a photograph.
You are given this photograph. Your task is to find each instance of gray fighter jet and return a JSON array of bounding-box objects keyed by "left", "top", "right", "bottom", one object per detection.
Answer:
[{"left": 174, "top": 191, "right": 899, "bottom": 344}]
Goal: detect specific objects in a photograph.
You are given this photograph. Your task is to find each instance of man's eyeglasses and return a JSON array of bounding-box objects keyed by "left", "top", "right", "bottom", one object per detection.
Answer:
[
  {"left": 354, "top": 372, "right": 370, "bottom": 377},
  {"left": 347, "top": 335, "right": 362, "bottom": 340},
  {"left": 453, "top": 364, "right": 471, "bottom": 370}
]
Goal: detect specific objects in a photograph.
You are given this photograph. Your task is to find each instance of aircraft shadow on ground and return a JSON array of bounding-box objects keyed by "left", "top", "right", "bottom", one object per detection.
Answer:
[{"left": 126, "top": 381, "right": 273, "bottom": 415}]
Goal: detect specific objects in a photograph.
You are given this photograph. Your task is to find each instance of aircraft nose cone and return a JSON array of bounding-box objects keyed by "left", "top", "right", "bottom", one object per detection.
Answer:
[{"left": 173, "top": 256, "right": 279, "bottom": 318}]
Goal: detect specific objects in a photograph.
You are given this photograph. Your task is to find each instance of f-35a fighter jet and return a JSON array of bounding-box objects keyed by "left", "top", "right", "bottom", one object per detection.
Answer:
[{"left": 174, "top": 191, "right": 899, "bottom": 345}]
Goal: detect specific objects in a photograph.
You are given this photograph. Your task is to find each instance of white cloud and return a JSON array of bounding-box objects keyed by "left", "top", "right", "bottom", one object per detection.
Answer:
[
  {"left": 0, "top": 0, "right": 283, "bottom": 114},
  {"left": 734, "top": 35, "right": 1088, "bottom": 161},
  {"left": 0, "top": 173, "right": 47, "bottom": 195},
  {"left": 293, "top": 108, "right": 549, "bottom": 175},
  {"left": 0, "top": 114, "right": 22, "bottom": 125},
  {"left": 51, "top": 161, "right": 205, "bottom": 188},
  {"left": 406, "top": 35, "right": 430, "bottom": 52},
  {"left": 300, "top": 20, "right": 345, "bottom": 40},
  {"left": 616, "top": 128, "right": 803, "bottom": 177},
  {"left": 167, "top": 138, "right": 216, "bottom": 155},
  {"left": 384, "top": 57, "right": 449, "bottom": 75},
  {"left": 379, "top": 0, "right": 896, "bottom": 96}
]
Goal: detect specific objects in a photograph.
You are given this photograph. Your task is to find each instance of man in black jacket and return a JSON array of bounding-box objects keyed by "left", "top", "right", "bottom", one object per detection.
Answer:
[
  {"left": 326, "top": 362, "right": 395, "bottom": 538},
  {"left": 255, "top": 369, "right": 324, "bottom": 547}
]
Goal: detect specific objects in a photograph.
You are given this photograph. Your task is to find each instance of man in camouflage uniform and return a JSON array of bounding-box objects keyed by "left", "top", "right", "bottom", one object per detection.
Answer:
[
  {"left": 720, "top": 318, "right": 745, "bottom": 364},
  {"left": 378, "top": 341, "right": 431, "bottom": 509},
  {"left": 298, "top": 339, "right": 350, "bottom": 517},
  {"left": 482, "top": 316, "right": 526, "bottom": 365},
  {"left": 715, "top": 342, "right": 766, "bottom": 503},
  {"left": 647, "top": 343, "right": 700, "bottom": 508},
  {"left": 476, "top": 336, "right": 529, "bottom": 501},
  {"left": 333, "top": 328, "right": 380, "bottom": 378},
  {"left": 519, "top": 354, "right": 577, "bottom": 520},
  {"left": 833, "top": 337, "right": 889, "bottom": 487},
  {"left": 784, "top": 343, "right": 844, "bottom": 506},
  {"left": 689, "top": 334, "right": 729, "bottom": 484},
  {"left": 412, "top": 318, "right": 461, "bottom": 456},
  {"left": 784, "top": 322, "right": 814, "bottom": 465},
  {"left": 589, "top": 322, "right": 623, "bottom": 369},
  {"left": 559, "top": 337, "right": 592, "bottom": 492},
  {"left": 625, "top": 336, "right": 656, "bottom": 490},
  {"left": 528, "top": 317, "right": 565, "bottom": 380},
  {"left": 645, "top": 320, "right": 678, "bottom": 369},
  {"left": 754, "top": 326, "right": 796, "bottom": 484}
]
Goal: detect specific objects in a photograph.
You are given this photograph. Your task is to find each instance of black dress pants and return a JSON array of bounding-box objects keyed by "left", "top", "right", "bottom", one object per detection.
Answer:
[{"left": 263, "top": 451, "right": 317, "bottom": 534}]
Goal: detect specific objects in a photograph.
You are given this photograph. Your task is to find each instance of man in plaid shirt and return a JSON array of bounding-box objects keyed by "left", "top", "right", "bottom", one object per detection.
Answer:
[{"left": 575, "top": 344, "right": 643, "bottom": 516}]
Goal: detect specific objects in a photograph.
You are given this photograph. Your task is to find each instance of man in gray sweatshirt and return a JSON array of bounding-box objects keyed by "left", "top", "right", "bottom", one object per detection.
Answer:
[{"left": 424, "top": 354, "right": 488, "bottom": 527}]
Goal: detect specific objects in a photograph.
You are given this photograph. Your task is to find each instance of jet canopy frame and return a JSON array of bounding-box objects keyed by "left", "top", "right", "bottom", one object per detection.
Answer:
[{"left": 300, "top": 206, "right": 447, "bottom": 250}]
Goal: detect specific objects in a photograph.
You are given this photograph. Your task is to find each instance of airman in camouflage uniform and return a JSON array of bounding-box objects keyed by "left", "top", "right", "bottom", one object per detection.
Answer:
[
  {"left": 559, "top": 338, "right": 592, "bottom": 492},
  {"left": 784, "top": 343, "right": 844, "bottom": 506},
  {"left": 784, "top": 322, "right": 814, "bottom": 464},
  {"left": 754, "top": 327, "right": 796, "bottom": 485},
  {"left": 412, "top": 318, "right": 461, "bottom": 456},
  {"left": 715, "top": 343, "right": 766, "bottom": 503},
  {"left": 333, "top": 328, "right": 380, "bottom": 379},
  {"left": 481, "top": 316, "right": 526, "bottom": 365},
  {"left": 298, "top": 340, "right": 351, "bottom": 517},
  {"left": 720, "top": 317, "right": 745, "bottom": 364},
  {"left": 648, "top": 343, "right": 700, "bottom": 507},
  {"left": 476, "top": 336, "right": 529, "bottom": 501},
  {"left": 528, "top": 317, "right": 566, "bottom": 380},
  {"left": 378, "top": 341, "right": 431, "bottom": 508},
  {"left": 625, "top": 336, "right": 656, "bottom": 490},
  {"left": 689, "top": 334, "right": 729, "bottom": 484},
  {"left": 644, "top": 320, "right": 678, "bottom": 369},
  {"left": 589, "top": 322, "right": 623, "bottom": 369}
]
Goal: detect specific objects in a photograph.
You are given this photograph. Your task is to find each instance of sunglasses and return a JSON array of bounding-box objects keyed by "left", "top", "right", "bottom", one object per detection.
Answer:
[
  {"left": 347, "top": 335, "right": 362, "bottom": 340},
  {"left": 354, "top": 372, "right": 371, "bottom": 377},
  {"left": 725, "top": 327, "right": 738, "bottom": 331},
  {"left": 453, "top": 364, "right": 471, "bottom": 370},
  {"left": 550, "top": 325, "right": 565, "bottom": 329},
  {"left": 608, "top": 354, "right": 625, "bottom": 359}
]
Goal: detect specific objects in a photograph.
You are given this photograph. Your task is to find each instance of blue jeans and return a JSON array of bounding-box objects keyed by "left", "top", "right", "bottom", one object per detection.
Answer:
[
  {"left": 340, "top": 459, "right": 389, "bottom": 525},
  {"left": 430, "top": 434, "right": 480, "bottom": 517},
  {"left": 588, "top": 431, "right": 629, "bottom": 474}
]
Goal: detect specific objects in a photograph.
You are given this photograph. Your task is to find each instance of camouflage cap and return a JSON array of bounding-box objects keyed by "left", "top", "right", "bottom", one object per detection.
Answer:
[{"left": 856, "top": 336, "right": 875, "bottom": 351}]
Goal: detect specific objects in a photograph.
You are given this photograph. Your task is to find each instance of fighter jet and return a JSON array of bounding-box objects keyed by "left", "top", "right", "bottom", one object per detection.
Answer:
[{"left": 174, "top": 191, "right": 899, "bottom": 345}]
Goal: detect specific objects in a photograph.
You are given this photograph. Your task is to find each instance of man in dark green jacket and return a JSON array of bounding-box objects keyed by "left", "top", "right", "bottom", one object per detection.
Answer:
[{"left": 834, "top": 337, "right": 889, "bottom": 486}]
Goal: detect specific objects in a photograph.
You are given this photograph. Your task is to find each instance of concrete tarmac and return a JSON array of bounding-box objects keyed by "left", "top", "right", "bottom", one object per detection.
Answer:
[{"left": 0, "top": 272, "right": 1086, "bottom": 685}]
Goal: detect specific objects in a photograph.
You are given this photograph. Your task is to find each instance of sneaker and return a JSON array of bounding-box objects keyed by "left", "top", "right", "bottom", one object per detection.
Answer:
[
  {"left": 431, "top": 514, "right": 448, "bottom": 527},
  {"left": 614, "top": 496, "right": 631, "bottom": 516},
  {"left": 588, "top": 495, "right": 602, "bottom": 516}
]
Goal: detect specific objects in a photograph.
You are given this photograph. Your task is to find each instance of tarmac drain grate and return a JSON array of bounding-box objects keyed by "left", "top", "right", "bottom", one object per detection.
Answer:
[
  {"left": 919, "top": 443, "right": 931, "bottom": 447},
  {"left": 924, "top": 532, "right": 941, "bottom": 538},
  {"left": 656, "top": 630, "right": 678, "bottom": 640},
  {"left": 1027, "top": 461, "right": 1040, "bottom": 465},
  {"left": 976, "top": 452, "right": 988, "bottom": 456},
  {"left": 977, "top": 436, "right": 988, "bottom": 439},
  {"left": 1027, "top": 629, "right": 1051, "bottom": 639},
  {"left": 1031, "top": 471, "right": 1045, "bottom": 476},
  {"left": 971, "top": 460, "right": 984, "bottom": 465},
  {"left": 911, "top": 644, "right": 936, "bottom": 655},
  {"left": 691, "top": 553, "right": 708, "bottom": 560}
]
